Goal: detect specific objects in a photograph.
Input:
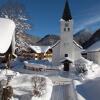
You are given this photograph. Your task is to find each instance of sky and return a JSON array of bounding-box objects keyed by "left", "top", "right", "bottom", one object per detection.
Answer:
[{"left": 0, "top": 0, "right": 100, "bottom": 37}]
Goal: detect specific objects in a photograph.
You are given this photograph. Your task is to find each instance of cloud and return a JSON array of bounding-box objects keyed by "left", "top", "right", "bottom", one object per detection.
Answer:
[
  {"left": 74, "top": 15, "right": 100, "bottom": 33},
  {"left": 83, "top": 16, "right": 100, "bottom": 26}
]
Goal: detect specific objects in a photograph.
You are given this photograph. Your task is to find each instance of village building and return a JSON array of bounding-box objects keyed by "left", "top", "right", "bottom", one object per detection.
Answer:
[
  {"left": 29, "top": 45, "right": 52, "bottom": 60},
  {"left": 82, "top": 40, "right": 100, "bottom": 65}
]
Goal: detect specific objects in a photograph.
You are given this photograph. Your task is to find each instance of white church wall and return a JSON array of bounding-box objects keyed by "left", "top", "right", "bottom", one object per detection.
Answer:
[
  {"left": 60, "top": 19, "right": 74, "bottom": 61},
  {"left": 73, "top": 44, "right": 82, "bottom": 61},
  {"left": 52, "top": 43, "right": 61, "bottom": 65}
]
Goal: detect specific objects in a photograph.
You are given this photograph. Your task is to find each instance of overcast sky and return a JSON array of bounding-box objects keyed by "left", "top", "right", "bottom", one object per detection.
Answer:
[{"left": 0, "top": 0, "right": 100, "bottom": 37}]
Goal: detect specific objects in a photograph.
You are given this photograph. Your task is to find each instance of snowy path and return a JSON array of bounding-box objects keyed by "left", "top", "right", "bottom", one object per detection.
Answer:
[{"left": 49, "top": 76, "right": 77, "bottom": 100}]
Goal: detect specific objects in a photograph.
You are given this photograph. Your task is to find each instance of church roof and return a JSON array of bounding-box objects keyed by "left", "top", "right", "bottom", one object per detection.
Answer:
[{"left": 62, "top": 0, "right": 72, "bottom": 21}]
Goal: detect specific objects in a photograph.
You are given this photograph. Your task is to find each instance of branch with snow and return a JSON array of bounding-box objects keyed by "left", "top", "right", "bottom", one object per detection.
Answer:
[{"left": 31, "top": 76, "right": 46, "bottom": 97}]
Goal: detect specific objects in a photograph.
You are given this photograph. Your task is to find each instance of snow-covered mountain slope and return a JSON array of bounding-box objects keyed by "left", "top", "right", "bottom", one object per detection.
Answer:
[
  {"left": 74, "top": 29, "right": 93, "bottom": 46},
  {"left": 83, "top": 29, "right": 100, "bottom": 49},
  {"left": 35, "top": 34, "right": 60, "bottom": 46}
]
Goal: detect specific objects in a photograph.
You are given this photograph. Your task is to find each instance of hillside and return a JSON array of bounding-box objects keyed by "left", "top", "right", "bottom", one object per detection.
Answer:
[
  {"left": 35, "top": 34, "right": 60, "bottom": 46},
  {"left": 82, "top": 29, "right": 100, "bottom": 49},
  {"left": 74, "top": 29, "right": 93, "bottom": 46}
]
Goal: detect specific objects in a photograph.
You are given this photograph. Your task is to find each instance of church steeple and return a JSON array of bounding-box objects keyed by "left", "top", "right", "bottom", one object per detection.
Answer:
[{"left": 62, "top": 0, "right": 72, "bottom": 21}]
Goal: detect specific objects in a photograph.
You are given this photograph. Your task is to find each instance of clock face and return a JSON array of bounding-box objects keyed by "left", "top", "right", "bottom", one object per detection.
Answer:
[
  {"left": 65, "top": 23, "right": 69, "bottom": 27},
  {"left": 63, "top": 42, "right": 69, "bottom": 46}
]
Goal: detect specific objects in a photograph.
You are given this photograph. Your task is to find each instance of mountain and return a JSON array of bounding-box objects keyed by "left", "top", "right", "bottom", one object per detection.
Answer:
[
  {"left": 35, "top": 34, "right": 60, "bottom": 46},
  {"left": 82, "top": 29, "right": 100, "bottom": 49},
  {"left": 74, "top": 29, "right": 93, "bottom": 46}
]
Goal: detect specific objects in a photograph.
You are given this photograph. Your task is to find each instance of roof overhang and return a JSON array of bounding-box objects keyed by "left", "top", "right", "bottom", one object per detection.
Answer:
[{"left": 29, "top": 45, "right": 51, "bottom": 53}]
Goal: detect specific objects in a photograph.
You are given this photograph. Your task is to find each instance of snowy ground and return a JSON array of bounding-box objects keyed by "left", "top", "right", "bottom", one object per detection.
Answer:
[
  {"left": 0, "top": 69, "right": 53, "bottom": 100},
  {"left": 0, "top": 58, "right": 77, "bottom": 100},
  {"left": 72, "top": 58, "right": 100, "bottom": 100},
  {"left": 1, "top": 57, "right": 100, "bottom": 100}
]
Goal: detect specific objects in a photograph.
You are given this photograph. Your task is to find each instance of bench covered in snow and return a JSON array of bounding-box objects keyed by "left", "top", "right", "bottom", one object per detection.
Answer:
[{"left": 24, "top": 61, "right": 47, "bottom": 71}]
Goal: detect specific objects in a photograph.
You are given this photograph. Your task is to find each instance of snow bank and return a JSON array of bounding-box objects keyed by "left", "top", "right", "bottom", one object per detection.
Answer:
[
  {"left": 73, "top": 58, "right": 100, "bottom": 100},
  {"left": 0, "top": 69, "right": 53, "bottom": 100},
  {"left": 9, "top": 74, "right": 53, "bottom": 100},
  {"left": 74, "top": 78, "right": 100, "bottom": 100}
]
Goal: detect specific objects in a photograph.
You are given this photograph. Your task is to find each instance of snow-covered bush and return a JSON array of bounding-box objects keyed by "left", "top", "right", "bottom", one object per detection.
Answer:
[
  {"left": 74, "top": 59, "right": 88, "bottom": 77},
  {"left": 31, "top": 76, "right": 46, "bottom": 97}
]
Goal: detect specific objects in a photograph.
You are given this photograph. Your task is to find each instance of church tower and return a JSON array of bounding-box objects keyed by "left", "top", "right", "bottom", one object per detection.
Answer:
[{"left": 60, "top": 0, "right": 74, "bottom": 61}]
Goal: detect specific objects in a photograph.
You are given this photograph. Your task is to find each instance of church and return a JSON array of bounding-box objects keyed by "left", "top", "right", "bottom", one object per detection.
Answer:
[
  {"left": 52, "top": 0, "right": 82, "bottom": 70},
  {"left": 28, "top": 0, "right": 83, "bottom": 70}
]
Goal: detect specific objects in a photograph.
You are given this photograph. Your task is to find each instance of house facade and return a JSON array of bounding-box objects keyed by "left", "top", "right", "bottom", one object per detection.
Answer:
[{"left": 82, "top": 40, "right": 100, "bottom": 65}]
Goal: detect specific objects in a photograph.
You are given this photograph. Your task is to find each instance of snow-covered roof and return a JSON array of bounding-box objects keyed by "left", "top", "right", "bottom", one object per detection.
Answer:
[
  {"left": 86, "top": 40, "right": 100, "bottom": 52},
  {"left": 73, "top": 40, "right": 83, "bottom": 49},
  {"left": 51, "top": 40, "right": 60, "bottom": 48},
  {"left": 0, "top": 18, "right": 15, "bottom": 54},
  {"left": 52, "top": 40, "right": 83, "bottom": 49},
  {"left": 29, "top": 45, "right": 51, "bottom": 53},
  {"left": 60, "top": 57, "right": 73, "bottom": 63}
]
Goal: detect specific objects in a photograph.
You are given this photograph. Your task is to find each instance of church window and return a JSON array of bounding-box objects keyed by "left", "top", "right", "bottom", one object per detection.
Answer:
[
  {"left": 68, "top": 27, "right": 70, "bottom": 31},
  {"left": 65, "top": 23, "right": 69, "bottom": 27},
  {"left": 65, "top": 54, "right": 68, "bottom": 57},
  {"left": 64, "top": 28, "right": 66, "bottom": 32}
]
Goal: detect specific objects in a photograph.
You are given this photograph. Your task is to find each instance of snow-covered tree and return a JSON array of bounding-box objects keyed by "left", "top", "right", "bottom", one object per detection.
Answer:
[{"left": 0, "top": 0, "right": 31, "bottom": 34}]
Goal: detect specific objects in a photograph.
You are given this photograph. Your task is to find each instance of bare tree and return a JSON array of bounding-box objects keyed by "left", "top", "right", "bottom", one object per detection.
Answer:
[
  {"left": 0, "top": 0, "right": 31, "bottom": 34},
  {"left": 31, "top": 76, "right": 46, "bottom": 97}
]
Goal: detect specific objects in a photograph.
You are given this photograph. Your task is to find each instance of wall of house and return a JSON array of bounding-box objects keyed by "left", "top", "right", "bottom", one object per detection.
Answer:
[
  {"left": 87, "top": 51, "right": 100, "bottom": 65},
  {"left": 73, "top": 44, "right": 82, "bottom": 61},
  {"left": 52, "top": 43, "right": 61, "bottom": 65}
]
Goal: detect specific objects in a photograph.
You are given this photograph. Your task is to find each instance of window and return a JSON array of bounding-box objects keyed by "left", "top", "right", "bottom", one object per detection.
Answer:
[
  {"left": 68, "top": 27, "right": 70, "bottom": 31},
  {"left": 65, "top": 23, "right": 69, "bottom": 27},
  {"left": 64, "top": 28, "right": 66, "bottom": 32},
  {"left": 65, "top": 54, "right": 68, "bottom": 57}
]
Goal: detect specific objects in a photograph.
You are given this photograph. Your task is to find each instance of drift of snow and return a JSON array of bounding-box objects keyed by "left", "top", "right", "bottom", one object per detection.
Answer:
[
  {"left": 0, "top": 18, "right": 15, "bottom": 53},
  {"left": 72, "top": 57, "right": 100, "bottom": 100}
]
